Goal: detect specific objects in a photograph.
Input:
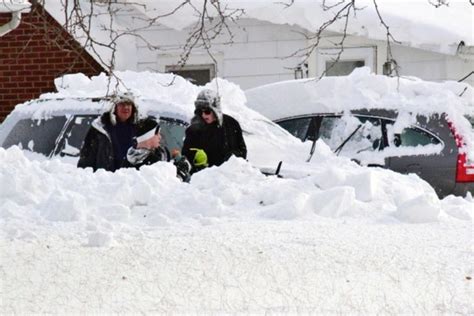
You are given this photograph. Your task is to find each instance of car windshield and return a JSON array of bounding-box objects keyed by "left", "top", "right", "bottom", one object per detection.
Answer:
[
  {"left": 1, "top": 116, "right": 68, "bottom": 156},
  {"left": 56, "top": 115, "right": 187, "bottom": 158},
  {"left": 57, "top": 115, "right": 97, "bottom": 157}
]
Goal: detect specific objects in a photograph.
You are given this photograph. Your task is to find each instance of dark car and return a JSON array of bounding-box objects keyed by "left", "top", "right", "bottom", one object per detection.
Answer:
[
  {"left": 0, "top": 98, "right": 189, "bottom": 161},
  {"left": 246, "top": 79, "right": 474, "bottom": 198}
]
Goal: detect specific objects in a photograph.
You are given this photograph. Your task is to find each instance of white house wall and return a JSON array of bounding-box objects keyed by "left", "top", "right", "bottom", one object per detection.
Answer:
[
  {"left": 392, "top": 45, "right": 474, "bottom": 86},
  {"left": 134, "top": 19, "right": 310, "bottom": 89},
  {"left": 130, "top": 18, "right": 473, "bottom": 89}
]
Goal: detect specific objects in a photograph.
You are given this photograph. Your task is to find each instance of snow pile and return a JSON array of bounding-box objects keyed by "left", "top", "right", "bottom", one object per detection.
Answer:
[
  {"left": 1, "top": 144, "right": 471, "bottom": 245},
  {"left": 1, "top": 143, "right": 473, "bottom": 313}
]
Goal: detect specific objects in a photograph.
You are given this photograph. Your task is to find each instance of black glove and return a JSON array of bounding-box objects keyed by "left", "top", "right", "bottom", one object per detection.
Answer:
[{"left": 174, "top": 156, "right": 191, "bottom": 182}]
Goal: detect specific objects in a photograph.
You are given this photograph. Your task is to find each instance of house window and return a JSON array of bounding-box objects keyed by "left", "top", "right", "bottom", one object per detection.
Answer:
[
  {"left": 165, "top": 64, "right": 215, "bottom": 86},
  {"left": 317, "top": 47, "right": 376, "bottom": 77},
  {"left": 325, "top": 60, "right": 365, "bottom": 76}
]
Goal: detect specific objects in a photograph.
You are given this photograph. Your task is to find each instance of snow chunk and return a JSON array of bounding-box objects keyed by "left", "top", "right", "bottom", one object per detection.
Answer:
[
  {"left": 394, "top": 194, "right": 441, "bottom": 223},
  {"left": 40, "top": 190, "right": 86, "bottom": 222},
  {"left": 307, "top": 186, "right": 356, "bottom": 218}
]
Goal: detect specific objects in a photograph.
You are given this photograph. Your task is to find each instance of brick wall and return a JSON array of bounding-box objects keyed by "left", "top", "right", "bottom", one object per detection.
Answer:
[{"left": 0, "top": 5, "right": 104, "bottom": 122}]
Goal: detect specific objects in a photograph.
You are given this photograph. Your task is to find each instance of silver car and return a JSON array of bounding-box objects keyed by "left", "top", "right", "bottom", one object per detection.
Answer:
[{"left": 246, "top": 80, "right": 474, "bottom": 198}]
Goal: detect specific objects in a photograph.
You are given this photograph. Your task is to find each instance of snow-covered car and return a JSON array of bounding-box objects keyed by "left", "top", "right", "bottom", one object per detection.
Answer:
[
  {"left": 0, "top": 71, "right": 306, "bottom": 170},
  {"left": 0, "top": 98, "right": 189, "bottom": 162},
  {"left": 245, "top": 69, "right": 474, "bottom": 198}
]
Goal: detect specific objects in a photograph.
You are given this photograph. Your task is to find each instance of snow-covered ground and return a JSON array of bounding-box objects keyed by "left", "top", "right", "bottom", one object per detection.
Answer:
[
  {"left": 1, "top": 70, "right": 473, "bottom": 313},
  {"left": 1, "top": 146, "right": 473, "bottom": 313}
]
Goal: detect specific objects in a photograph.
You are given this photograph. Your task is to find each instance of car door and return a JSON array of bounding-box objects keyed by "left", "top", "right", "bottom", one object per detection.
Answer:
[{"left": 386, "top": 123, "right": 453, "bottom": 196}]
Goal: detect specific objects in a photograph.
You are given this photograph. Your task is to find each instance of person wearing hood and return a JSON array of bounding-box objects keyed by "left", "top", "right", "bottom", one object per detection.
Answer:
[
  {"left": 182, "top": 89, "right": 247, "bottom": 173},
  {"left": 78, "top": 93, "right": 138, "bottom": 172},
  {"left": 122, "top": 117, "right": 191, "bottom": 182}
]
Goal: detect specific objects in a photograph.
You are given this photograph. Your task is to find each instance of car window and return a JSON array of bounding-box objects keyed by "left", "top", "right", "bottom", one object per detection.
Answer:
[
  {"left": 2, "top": 117, "right": 67, "bottom": 156},
  {"left": 319, "top": 115, "right": 382, "bottom": 155},
  {"left": 277, "top": 117, "right": 312, "bottom": 141},
  {"left": 55, "top": 115, "right": 187, "bottom": 157},
  {"left": 57, "top": 115, "right": 97, "bottom": 157},
  {"left": 396, "top": 127, "right": 441, "bottom": 147},
  {"left": 384, "top": 122, "right": 441, "bottom": 148}
]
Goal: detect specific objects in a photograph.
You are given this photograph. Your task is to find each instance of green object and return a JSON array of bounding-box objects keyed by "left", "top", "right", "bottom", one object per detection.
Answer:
[{"left": 190, "top": 148, "right": 208, "bottom": 167}]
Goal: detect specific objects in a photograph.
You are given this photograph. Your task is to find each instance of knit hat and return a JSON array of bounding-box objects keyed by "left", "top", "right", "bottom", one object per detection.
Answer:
[
  {"left": 109, "top": 92, "right": 138, "bottom": 125},
  {"left": 194, "top": 89, "right": 223, "bottom": 126},
  {"left": 135, "top": 117, "right": 160, "bottom": 144}
]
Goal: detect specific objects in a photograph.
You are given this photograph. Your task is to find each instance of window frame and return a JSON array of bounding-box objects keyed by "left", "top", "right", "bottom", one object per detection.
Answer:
[
  {"left": 165, "top": 64, "right": 216, "bottom": 85},
  {"left": 316, "top": 46, "right": 376, "bottom": 77}
]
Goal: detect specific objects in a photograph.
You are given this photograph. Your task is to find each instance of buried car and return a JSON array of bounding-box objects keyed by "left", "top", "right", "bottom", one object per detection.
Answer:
[
  {"left": 0, "top": 98, "right": 189, "bottom": 163},
  {"left": 245, "top": 70, "right": 474, "bottom": 198},
  {"left": 0, "top": 76, "right": 304, "bottom": 171}
]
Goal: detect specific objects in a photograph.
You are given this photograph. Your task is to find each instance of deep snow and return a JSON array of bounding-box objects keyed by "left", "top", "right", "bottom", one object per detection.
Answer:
[
  {"left": 1, "top": 70, "right": 473, "bottom": 313},
  {"left": 0, "top": 145, "right": 473, "bottom": 313}
]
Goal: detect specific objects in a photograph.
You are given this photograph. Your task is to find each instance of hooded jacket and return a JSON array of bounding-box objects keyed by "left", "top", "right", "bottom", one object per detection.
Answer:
[
  {"left": 182, "top": 89, "right": 247, "bottom": 170},
  {"left": 77, "top": 100, "right": 138, "bottom": 172}
]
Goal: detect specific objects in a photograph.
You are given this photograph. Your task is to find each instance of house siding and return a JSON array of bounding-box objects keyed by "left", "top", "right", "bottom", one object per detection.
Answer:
[
  {"left": 135, "top": 19, "right": 310, "bottom": 90},
  {"left": 131, "top": 18, "right": 473, "bottom": 89},
  {"left": 0, "top": 5, "right": 104, "bottom": 122}
]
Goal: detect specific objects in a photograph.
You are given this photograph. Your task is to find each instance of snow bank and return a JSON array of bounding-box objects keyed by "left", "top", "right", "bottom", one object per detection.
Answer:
[
  {"left": 2, "top": 70, "right": 473, "bottom": 314},
  {"left": 1, "top": 145, "right": 471, "bottom": 248}
]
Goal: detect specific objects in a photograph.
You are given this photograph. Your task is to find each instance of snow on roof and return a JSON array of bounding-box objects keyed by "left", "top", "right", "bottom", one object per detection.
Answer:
[
  {"left": 0, "top": 0, "right": 31, "bottom": 13},
  {"left": 41, "top": 0, "right": 472, "bottom": 70},
  {"left": 136, "top": 0, "right": 473, "bottom": 55}
]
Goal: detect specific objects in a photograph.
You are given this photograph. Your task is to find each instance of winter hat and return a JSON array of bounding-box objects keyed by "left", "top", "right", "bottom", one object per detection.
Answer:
[
  {"left": 109, "top": 92, "right": 138, "bottom": 125},
  {"left": 194, "top": 89, "right": 223, "bottom": 126},
  {"left": 135, "top": 117, "right": 160, "bottom": 144}
]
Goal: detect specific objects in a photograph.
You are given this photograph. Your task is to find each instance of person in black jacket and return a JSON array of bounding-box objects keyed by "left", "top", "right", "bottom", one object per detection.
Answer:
[
  {"left": 122, "top": 117, "right": 191, "bottom": 182},
  {"left": 77, "top": 93, "right": 138, "bottom": 172},
  {"left": 182, "top": 89, "right": 247, "bottom": 173}
]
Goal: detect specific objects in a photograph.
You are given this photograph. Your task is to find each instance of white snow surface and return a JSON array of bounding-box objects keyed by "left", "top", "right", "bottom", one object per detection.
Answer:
[
  {"left": 1, "top": 70, "right": 474, "bottom": 313},
  {"left": 0, "top": 0, "right": 30, "bottom": 12}
]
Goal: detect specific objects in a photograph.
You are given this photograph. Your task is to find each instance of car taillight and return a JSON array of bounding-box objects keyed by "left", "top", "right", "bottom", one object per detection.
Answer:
[{"left": 449, "top": 122, "right": 474, "bottom": 182}]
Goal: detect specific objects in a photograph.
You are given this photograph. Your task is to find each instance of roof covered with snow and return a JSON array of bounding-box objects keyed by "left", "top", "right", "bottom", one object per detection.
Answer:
[
  {"left": 42, "top": 0, "right": 473, "bottom": 70},
  {"left": 0, "top": 0, "right": 30, "bottom": 13}
]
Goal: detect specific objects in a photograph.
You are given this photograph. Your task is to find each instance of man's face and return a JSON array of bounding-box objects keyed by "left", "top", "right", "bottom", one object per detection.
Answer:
[
  {"left": 199, "top": 107, "right": 216, "bottom": 124},
  {"left": 115, "top": 102, "right": 134, "bottom": 122}
]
